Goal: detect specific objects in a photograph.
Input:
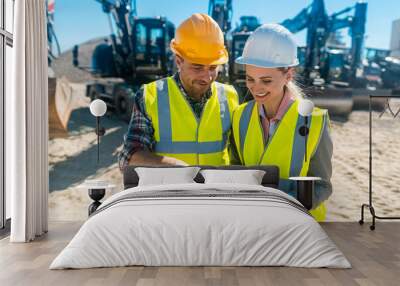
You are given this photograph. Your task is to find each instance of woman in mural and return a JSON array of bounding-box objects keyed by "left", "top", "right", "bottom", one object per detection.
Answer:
[{"left": 232, "top": 23, "right": 333, "bottom": 221}]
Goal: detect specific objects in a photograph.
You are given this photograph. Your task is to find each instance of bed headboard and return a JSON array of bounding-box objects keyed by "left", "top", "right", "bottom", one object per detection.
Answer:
[{"left": 123, "top": 165, "right": 280, "bottom": 190}]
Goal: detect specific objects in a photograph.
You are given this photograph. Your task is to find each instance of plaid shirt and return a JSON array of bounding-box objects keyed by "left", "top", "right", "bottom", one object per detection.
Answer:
[{"left": 118, "top": 73, "right": 214, "bottom": 170}]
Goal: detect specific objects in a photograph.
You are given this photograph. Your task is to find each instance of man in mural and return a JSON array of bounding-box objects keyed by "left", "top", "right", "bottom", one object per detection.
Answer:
[{"left": 118, "top": 13, "right": 239, "bottom": 169}]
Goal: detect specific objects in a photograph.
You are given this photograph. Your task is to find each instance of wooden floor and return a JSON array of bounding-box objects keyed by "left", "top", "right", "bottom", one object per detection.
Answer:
[{"left": 0, "top": 221, "right": 399, "bottom": 286}]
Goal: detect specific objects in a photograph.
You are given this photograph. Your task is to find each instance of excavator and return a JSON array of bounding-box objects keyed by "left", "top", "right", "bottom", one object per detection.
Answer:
[
  {"left": 81, "top": 0, "right": 175, "bottom": 122},
  {"left": 365, "top": 48, "right": 400, "bottom": 90},
  {"left": 283, "top": 0, "right": 391, "bottom": 112},
  {"left": 278, "top": 0, "right": 370, "bottom": 115},
  {"left": 48, "top": 0, "right": 175, "bottom": 138},
  {"left": 210, "top": 0, "right": 390, "bottom": 116}
]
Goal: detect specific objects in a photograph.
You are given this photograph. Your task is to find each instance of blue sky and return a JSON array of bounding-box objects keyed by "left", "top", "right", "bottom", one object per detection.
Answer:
[{"left": 54, "top": 0, "right": 399, "bottom": 52}]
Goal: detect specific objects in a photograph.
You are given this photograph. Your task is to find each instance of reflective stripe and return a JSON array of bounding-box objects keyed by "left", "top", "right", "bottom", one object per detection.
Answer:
[
  {"left": 289, "top": 115, "right": 313, "bottom": 177},
  {"left": 154, "top": 139, "right": 226, "bottom": 154},
  {"left": 216, "top": 83, "right": 231, "bottom": 133},
  {"left": 239, "top": 101, "right": 255, "bottom": 158},
  {"left": 155, "top": 80, "right": 229, "bottom": 155},
  {"left": 156, "top": 79, "right": 171, "bottom": 141}
]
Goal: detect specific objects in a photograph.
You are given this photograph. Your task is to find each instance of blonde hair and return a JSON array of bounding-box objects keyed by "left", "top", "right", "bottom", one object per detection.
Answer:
[
  {"left": 278, "top": 67, "right": 304, "bottom": 99},
  {"left": 286, "top": 81, "right": 304, "bottom": 99}
]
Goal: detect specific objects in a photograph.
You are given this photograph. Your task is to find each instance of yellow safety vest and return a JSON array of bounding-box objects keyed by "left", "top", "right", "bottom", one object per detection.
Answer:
[
  {"left": 144, "top": 76, "right": 238, "bottom": 165},
  {"left": 232, "top": 99, "right": 328, "bottom": 221}
]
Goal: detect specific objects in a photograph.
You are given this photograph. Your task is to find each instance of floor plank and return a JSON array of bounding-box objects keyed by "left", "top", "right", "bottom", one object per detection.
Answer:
[{"left": 0, "top": 221, "right": 399, "bottom": 286}]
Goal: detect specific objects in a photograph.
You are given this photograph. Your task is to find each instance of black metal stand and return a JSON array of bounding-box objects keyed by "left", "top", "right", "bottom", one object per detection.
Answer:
[
  {"left": 95, "top": 117, "right": 106, "bottom": 164},
  {"left": 296, "top": 179, "right": 314, "bottom": 210},
  {"left": 299, "top": 116, "right": 310, "bottom": 163},
  {"left": 86, "top": 107, "right": 107, "bottom": 216},
  {"left": 290, "top": 177, "right": 318, "bottom": 210},
  {"left": 359, "top": 94, "right": 400, "bottom": 230},
  {"left": 88, "top": 188, "right": 105, "bottom": 216}
]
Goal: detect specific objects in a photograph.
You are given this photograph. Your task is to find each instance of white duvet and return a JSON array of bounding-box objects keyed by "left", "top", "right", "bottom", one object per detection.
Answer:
[{"left": 50, "top": 183, "right": 350, "bottom": 269}]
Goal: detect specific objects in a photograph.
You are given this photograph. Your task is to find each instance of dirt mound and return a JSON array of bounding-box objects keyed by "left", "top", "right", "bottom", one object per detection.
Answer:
[{"left": 52, "top": 37, "right": 108, "bottom": 83}]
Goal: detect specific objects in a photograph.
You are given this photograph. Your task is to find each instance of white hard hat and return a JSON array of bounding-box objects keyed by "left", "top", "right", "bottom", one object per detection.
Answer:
[{"left": 235, "top": 23, "right": 299, "bottom": 68}]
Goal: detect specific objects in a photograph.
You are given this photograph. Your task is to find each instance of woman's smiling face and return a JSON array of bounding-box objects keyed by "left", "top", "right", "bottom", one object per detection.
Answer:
[{"left": 245, "top": 65, "right": 294, "bottom": 105}]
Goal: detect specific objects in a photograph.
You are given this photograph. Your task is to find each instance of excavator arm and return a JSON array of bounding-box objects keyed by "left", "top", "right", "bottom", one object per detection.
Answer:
[
  {"left": 280, "top": 6, "right": 311, "bottom": 33},
  {"left": 95, "top": 0, "right": 135, "bottom": 59}
]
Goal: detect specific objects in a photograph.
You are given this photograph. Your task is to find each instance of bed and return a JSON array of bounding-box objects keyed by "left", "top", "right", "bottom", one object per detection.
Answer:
[{"left": 50, "top": 165, "right": 350, "bottom": 269}]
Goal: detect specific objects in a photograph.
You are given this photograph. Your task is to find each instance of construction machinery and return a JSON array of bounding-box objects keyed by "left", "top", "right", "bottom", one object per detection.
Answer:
[
  {"left": 228, "top": 16, "right": 261, "bottom": 101},
  {"left": 280, "top": 0, "right": 368, "bottom": 88},
  {"left": 79, "top": 0, "right": 175, "bottom": 121},
  {"left": 365, "top": 48, "right": 400, "bottom": 89},
  {"left": 218, "top": 0, "right": 392, "bottom": 116},
  {"left": 47, "top": 0, "right": 76, "bottom": 139},
  {"left": 283, "top": 0, "right": 393, "bottom": 115},
  {"left": 279, "top": 0, "right": 367, "bottom": 116},
  {"left": 47, "top": 0, "right": 60, "bottom": 66},
  {"left": 208, "top": 0, "right": 233, "bottom": 82},
  {"left": 208, "top": 0, "right": 232, "bottom": 38},
  {"left": 208, "top": 0, "right": 262, "bottom": 100}
]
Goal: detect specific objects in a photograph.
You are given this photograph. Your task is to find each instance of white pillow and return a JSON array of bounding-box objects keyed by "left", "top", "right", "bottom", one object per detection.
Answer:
[
  {"left": 135, "top": 167, "right": 200, "bottom": 186},
  {"left": 200, "top": 169, "right": 266, "bottom": 185}
]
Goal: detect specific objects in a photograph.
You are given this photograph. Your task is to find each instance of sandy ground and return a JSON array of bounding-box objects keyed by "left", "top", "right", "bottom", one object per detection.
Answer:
[
  {"left": 48, "top": 83, "right": 126, "bottom": 220},
  {"left": 48, "top": 90, "right": 400, "bottom": 222},
  {"left": 327, "top": 100, "right": 400, "bottom": 221}
]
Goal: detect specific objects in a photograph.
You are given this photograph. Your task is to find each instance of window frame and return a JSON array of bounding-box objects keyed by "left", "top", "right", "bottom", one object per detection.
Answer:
[{"left": 0, "top": 0, "right": 14, "bottom": 232}]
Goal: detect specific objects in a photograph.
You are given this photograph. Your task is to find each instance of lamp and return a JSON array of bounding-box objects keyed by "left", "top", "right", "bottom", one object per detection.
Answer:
[
  {"left": 297, "top": 99, "right": 314, "bottom": 162},
  {"left": 83, "top": 99, "right": 110, "bottom": 216},
  {"left": 90, "top": 99, "right": 107, "bottom": 163}
]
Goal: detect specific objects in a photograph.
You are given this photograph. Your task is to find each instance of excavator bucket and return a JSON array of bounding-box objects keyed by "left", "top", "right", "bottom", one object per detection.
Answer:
[{"left": 48, "top": 77, "right": 74, "bottom": 139}]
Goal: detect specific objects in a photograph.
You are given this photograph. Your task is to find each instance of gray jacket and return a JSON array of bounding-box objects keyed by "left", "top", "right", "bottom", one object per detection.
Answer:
[{"left": 308, "top": 117, "right": 333, "bottom": 209}]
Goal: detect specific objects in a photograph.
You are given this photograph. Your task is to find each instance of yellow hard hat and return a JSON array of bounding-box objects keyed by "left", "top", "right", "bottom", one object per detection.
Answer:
[{"left": 170, "top": 13, "right": 228, "bottom": 65}]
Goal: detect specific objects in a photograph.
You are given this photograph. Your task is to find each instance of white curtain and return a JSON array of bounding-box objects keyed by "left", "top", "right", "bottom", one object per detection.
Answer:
[{"left": 7, "top": 0, "right": 48, "bottom": 242}]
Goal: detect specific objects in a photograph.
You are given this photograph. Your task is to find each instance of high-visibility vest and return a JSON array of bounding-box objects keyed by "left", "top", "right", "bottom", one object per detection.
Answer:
[
  {"left": 143, "top": 76, "right": 239, "bottom": 165},
  {"left": 232, "top": 99, "right": 329, "bottom": 221}
]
